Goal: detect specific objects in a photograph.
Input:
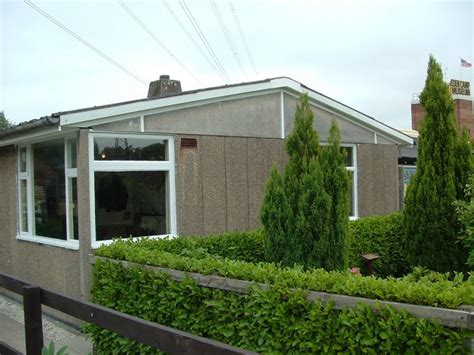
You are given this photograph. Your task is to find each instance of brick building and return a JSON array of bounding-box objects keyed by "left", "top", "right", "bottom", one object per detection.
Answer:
[{"left": 411, "top": 79, "right": 474, "bottom": 137}]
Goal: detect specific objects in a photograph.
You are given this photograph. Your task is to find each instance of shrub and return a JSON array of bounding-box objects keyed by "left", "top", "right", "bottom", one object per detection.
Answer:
[
  {"left": 456, "top": 176, "right": 474, "bottom": 269},
  {"left": 261, "top": 94, "right": 349, "bottom": 271},
  {"left": 95, "top": 238, "right": 474, "bottom": 308},
  {"left": 86, "top": 260, "right": 470, "bottom": 354},
  {"left": 348, "top": 212, "right": 408, "bottom": 277}
]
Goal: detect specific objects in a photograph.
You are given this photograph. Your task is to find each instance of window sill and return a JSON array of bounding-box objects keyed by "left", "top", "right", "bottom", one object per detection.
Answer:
[
  {"left": 91, "top": 234, "right": 177, "bottom": 249},
  {"left": 16, "top": 234, "right": 80, "bottom": 250}
]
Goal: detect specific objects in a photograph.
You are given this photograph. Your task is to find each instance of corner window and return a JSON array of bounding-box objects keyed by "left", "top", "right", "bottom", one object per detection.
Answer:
[
  {"left": 17, "top": 138, "right": 78, "bottom": 248},
  {"left": 90, "top": 134, "right": 176, "bottom": 247}
]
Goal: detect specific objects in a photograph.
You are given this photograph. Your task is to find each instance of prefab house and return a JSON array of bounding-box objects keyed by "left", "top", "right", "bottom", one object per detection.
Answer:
[{"left": 0, "top": 76, "right": 413, "bottom": 301}]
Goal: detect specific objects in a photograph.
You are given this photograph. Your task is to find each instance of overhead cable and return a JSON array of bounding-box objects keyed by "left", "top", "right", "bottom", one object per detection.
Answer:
[
  {"left": 118, "top": 0, "right": 203, "bottom": 85},
  {"left": 210, "top": 0, "right": 246, "bottom": 77},
  {"left": 179, "top": 0, "right": 230, "bottom": 83},
  {"left": 229, "top": 1, "right": 257, "bottom": 76},
  {"left": 24, "top": 0, "right": 147, "bottom": 86},
  {"left": 162, "top": 0, "right": 219, "bottom": 76}
]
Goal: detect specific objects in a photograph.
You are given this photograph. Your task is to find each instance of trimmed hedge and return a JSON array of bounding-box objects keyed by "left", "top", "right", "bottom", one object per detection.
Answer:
[
  {"left": 96, "top": 237, "right": 474, "bottom": 308},
  {"left": 136, "top": 213, "right": 409, "bottom": 278},
  {"left": 348, "top": 212, "right": 408, "bottom": 277},
  {"left": 87, "top": 260, "right": 470, "bottom": 354}
]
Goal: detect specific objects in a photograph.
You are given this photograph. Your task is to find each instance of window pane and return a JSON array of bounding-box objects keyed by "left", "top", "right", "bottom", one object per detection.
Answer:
[
  {"left": 19, "top": 147, "right": 27, "bottom": 173},
  {"left": 94, "top": 137, "right": 167, "bottom": 161},
  {"left": 67, "top": 139, "right": 77, "bottom": 169},
  {"left": 33, "top": 140, "right": 66, "bottom": 240},
  {"left": 68, "top": 177, "right": 79, "bottom": 240},
  {"left": 20, "top": 179, "right": 28, "bottom": 232},
  {"left": 342, "top": 147, "right": 353, "bottom": 167},
  {"left": 95, "top": 171, "right": 167, "bottom": 241}
]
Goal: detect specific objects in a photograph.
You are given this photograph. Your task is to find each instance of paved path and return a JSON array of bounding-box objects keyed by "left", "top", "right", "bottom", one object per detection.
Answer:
[{"left": 0, "top": 293, "right": 93, "bottom": 354}]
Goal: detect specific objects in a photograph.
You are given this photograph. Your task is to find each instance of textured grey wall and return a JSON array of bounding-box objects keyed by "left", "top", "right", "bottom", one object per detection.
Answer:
[
  {"left": 176, "top": 135, "right": 286, "bottom": 235},
  {"left": 357, "top": 144, "right": 400, "bottom": 216},
  {"left": 144, "top": 93, "right": 281, "bottom": 138}
]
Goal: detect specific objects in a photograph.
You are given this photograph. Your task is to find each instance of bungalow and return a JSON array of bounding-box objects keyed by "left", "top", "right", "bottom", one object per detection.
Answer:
[{"left": 0, "top": 76, "right": 412, "bottom": 301}]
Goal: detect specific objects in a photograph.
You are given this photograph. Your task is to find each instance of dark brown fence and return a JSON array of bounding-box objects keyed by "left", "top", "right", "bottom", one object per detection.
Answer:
[{"left": 0, "top": 272, "right": 256, "bottom": 355}]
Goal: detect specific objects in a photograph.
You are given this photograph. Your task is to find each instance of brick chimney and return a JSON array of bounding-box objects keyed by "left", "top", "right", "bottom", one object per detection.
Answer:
[{"left": 147, "top": 75, "right": 182, "bottom": 98}]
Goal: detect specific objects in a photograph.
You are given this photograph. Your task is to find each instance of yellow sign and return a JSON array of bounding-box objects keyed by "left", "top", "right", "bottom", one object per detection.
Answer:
[{"left": 449, "top": 79, "right": 470, "bottom": 96}]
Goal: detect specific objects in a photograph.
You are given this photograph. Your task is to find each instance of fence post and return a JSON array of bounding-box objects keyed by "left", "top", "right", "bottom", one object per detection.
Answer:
[{"left": 23, "top": 285, "right": 43, "bottom": 355}]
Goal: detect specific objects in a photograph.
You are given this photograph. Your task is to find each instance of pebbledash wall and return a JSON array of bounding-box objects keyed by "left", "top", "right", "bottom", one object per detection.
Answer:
[{"left": 0, "top": 77, "right": 412, "bottom": 307}]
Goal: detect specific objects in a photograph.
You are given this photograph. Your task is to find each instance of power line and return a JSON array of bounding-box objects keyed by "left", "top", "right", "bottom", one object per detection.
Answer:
[
  {"left": 162, "top": 0, "right": 219, "bottom": 75},
  {"left": 229, "top": 1, "right": 257, "bottom": 76},
  {"left": 118, "top": 0, "right": 203, "bottom": 85},
  {"left": 179, "top": 0, "right": 230, "bottom": 83},
  {"left": 24, "top": 0, "right": 147, "bottom": 86},
  {"left": 210, "top": 0, "right": 246, "bottom": 78}
]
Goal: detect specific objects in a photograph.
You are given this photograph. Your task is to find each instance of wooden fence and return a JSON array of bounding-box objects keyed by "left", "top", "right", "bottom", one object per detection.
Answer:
[
  {"left": 0, "top": 271, "right": 256, "bottom": 355},
  {"left": 90, "top": 255, "right": 474, "bottom": 331}
]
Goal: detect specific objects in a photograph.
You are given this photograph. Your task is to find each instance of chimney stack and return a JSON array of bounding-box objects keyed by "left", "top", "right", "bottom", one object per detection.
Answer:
[{"left": 147, "top": 75, "right": 182, "bottom": 98}]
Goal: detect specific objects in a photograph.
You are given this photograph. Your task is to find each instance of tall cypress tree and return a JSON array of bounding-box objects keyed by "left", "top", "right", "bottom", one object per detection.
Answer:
[
  {"left": 261, "top": 93, "right": 348, "bottom": 270},
  {"left": 319, "top": 121, "right": 350, "bottom": 270},
  {"left": 403, "top": 55, "right": 464, "bottom": 272}
]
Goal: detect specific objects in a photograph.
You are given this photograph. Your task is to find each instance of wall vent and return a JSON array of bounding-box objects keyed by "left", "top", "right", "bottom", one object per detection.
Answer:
[{"left": 180, "top": 138, "right": 197, "bottom": 149}]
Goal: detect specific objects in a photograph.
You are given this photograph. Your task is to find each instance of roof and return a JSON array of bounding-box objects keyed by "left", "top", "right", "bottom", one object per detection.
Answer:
[{"left": 0, "top": 77, "right": 413, "bottom": 145}]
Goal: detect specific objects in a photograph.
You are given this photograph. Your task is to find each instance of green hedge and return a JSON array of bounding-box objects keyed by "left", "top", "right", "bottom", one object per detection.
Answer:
[
  {"left": 348, "top": 212, "right": 408, "bottom": 277},
  {"left": 135, "top": 213, "right": 409, "bottom": 278},
  {"left": 96, "top": 238, "right": 474, "bottom": 308},
  {"left": 87, "top": 260, "right": 470, "bottom": 354}
]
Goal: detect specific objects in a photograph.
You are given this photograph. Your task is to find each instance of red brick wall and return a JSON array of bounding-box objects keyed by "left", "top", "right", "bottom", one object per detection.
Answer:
[{"left": 411, "top": 98, "right": 474, "bottom": 138}]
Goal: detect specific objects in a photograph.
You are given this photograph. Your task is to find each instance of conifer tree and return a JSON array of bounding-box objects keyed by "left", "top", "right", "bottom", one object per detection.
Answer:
[
  {"left": 454, "top": 129, "right": 473, "bottom": 200},
  {"left": 403, "top": 55, "right": 465, "bottom": 272},
  {"left": 261, "top": 94, "right": 348, "bottom": 270},
  {"left": 319, "top": 121, "right": 350, "bottom": 270}
]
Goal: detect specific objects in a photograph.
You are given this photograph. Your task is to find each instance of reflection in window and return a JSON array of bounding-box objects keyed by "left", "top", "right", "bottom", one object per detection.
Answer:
[
  {"left": 33, "top": 140, "right": 66, "bottom": 240},
  {"left": 94, "top": 137, "right": 167, "bottom": 161},
  {"left": 20, "top": 180, "right": 28, "bottom": 232},
  {"left": 19, "top": 147, "right": 27, "bottom": 172},
  {"left": 94, "top": 171, "right": 167, "bottom": 241},
  {"left": 68, "top": 177, "right": 79, "bottom": 240}
]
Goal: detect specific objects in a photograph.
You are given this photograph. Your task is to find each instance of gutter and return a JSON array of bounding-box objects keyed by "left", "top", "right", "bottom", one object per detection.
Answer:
[{"left": 0, "top": 115, "right": 60, "bottom": 140}]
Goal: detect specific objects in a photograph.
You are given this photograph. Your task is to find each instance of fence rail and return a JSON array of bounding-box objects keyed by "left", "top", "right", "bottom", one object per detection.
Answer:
[
  {"left": 0, "top": 271, "right": 256, "bottom": 355},
  {"left": 89, "top": 255, "right": 474, "bottom": 331}
]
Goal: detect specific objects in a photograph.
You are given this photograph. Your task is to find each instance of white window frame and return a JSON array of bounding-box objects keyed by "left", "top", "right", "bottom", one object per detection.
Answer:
[
  {"left": 344, "top": 144, "right": 358, "bottom": 220},
  {"left": 320, "top": 142, "right": 358, "bottom": 220},
  {"left": 16, "top": 136, "right": 80, "bottom": 250},
  {"left": 89, "top": 132, "right": 177, "bottom": 249}
]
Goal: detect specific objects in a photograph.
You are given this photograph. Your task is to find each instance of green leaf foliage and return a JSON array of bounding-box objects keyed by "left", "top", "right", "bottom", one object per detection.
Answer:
[
  {"left": 348, "top": 212, "right": 409, "bottom": 277},
  {"left": 86, "top": 260, "right": 470, "bottom": 354},
  {"left": 319, "top": 121, "right": 350, "bottom": 270},
  {"left": 261, "top": 93, "right": 348, "bottom": 271},
  {"left": 95, "top": 237, "right": 474, "bottom": 309},
  {"left": 403, "top": 55, "right": 471, "bottom": 272},
  {"left": 456, "top": 176, "right": 474, "bottom": 269},
  {"left": 0, "top": 111, "right": 11, "bottom": 129}
]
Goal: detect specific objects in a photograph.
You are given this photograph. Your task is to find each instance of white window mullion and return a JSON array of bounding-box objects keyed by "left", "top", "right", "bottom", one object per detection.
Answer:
[{"left": 27, "top": 145, "right": 34, "bottom": 235}]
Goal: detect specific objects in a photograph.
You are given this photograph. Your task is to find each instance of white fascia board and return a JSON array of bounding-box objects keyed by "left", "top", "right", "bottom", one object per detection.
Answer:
[
  {"left": 59, "top": 77, "right": 412, "bottom": 145},
  {"left": 278, "top": 82, "right": 413, "bottom": 145},
  {"left": 0, "top": 126, "right": 63, "bottom": 147},
  {"left": 60, "top": 81, "right": 281, "bottom": 127}
]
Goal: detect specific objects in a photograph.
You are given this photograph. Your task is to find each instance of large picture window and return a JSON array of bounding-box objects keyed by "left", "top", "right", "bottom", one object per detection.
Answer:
[
  {"left": 90, "top": 133, "right": 176, "bottom": 247},
  {"left": 17, "top": 137, "right": 78, "bottom": 248}
]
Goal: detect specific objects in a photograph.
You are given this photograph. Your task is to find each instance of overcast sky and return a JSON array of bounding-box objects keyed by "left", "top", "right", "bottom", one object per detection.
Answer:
[{"left": 1, "top": 0, "right": 473, "bottom": 128}]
